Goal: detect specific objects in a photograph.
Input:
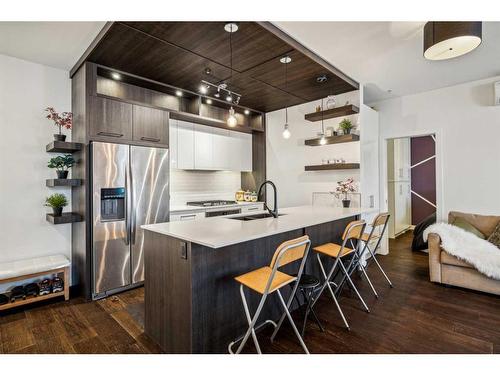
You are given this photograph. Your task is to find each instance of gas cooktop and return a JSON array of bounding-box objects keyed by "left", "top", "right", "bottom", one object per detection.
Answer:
[{"left": 186, "top": 200, "right": 238, "bottom": 207}]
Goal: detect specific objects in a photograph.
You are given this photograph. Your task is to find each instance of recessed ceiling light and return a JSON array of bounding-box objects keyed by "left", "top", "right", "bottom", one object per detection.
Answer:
[
  {"left": 175, "top": 90, "right": 183, "bottom": 97},
  {"left": 316, "top": 75, "right": 328, "bottom": 83},
  {"left": 206, "top": 99, "right": 213, "bottom": 105},
  {"left": 224, "top": 23, "right": 238, "bottom": 33},
  {"left": 280, "top": 56, "right": 292, "bottom": 64},
  {"left": 226, "top": 95, "right": 233, "bottom": 102},
  {"left": 111, "top": 72, "right": 121, "bottom": 80},
  {"left": 244, "top": 109, "right": 250, "bottom": 115},
  {"left": 204, "top": 67, "right": 212, "bottom": 75}
]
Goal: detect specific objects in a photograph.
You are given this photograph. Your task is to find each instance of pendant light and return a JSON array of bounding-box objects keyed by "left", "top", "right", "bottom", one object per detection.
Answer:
[
  {"left": 319, "top": 98, "right": 326, "bottom": 145},
  {"left": 226, "top": 23, "right": 238, "bottom": 127},
  {"left": 280, "top": 55, "right": 292, "bottom": 139},
  {"left": 424, "top": 22, "right": 482, "bottom": 60}
]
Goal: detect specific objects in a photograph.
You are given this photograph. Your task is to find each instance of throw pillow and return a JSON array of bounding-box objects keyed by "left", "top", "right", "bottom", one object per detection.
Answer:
[
  {"left": 487, "top": 221, "right": 500, "bottom": 248},
  {"left": 451, "top": 217, "right": 486, "bottom": 239}
]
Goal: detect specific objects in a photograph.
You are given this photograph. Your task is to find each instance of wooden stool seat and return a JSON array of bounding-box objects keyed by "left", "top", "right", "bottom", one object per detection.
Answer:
[
  {"left": 313, "top": 243, "right": 355, "bottom": 258},
  {"left": 235, "top": 267, "right": 296, "bottom": 295}
]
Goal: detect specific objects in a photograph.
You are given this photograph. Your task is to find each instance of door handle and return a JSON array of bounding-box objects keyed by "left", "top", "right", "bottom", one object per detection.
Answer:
[
  {"left": 130, "top": 161, "right": 136, "bottom": 245},
  {"left": 98, "top": 131, "right": 124, "bottom": 138},
  {"left": 124, "top": 164, "right": 130, "bottom": 246},
  {"left": 140, "top": 136, "right": 160, "bottom": 142}
]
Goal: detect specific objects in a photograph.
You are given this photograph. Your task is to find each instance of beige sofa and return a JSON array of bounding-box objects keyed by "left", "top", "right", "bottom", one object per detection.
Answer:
[{"left": 428, "top": 211, "right": 500, "bottom": 295}]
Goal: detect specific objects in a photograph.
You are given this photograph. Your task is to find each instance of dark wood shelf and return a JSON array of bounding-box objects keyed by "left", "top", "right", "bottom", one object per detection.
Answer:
[
  {"left": 305, "top": 104, "right": 359, "bottom": 122},
  {"left": 46, "top": 179, "right": 82, "bottom": 187},
  {"left": 46, "top": 212, "right": 82, "bottom": 224},
  {"left": 305, "top": 133, "right": 359, "bottom": 146},
  {"left": 305, "top": 163, "right": 360, "bottom": 171},
  {"left": 46, "top": 141, "right": 83, "bottom": 153}
]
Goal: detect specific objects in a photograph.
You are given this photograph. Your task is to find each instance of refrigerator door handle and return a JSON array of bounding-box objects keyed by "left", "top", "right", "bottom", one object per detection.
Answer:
[
  {"left": 125, "top": 163, "right": 131, "bottom": 246},
  {"left": 130, "top": 161, "right": 137, "bottom": 245}
]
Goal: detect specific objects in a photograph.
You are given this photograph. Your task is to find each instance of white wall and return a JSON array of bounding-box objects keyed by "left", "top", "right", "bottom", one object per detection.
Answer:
[
  {"left": 0, "top": 54, "right": 72, "bottom": 268},
  {"left": 374, "top": 75, "right": 500, "bottom": 220},
  {"left": 266, "top": 91, "right": 360, "bottom": 208}
]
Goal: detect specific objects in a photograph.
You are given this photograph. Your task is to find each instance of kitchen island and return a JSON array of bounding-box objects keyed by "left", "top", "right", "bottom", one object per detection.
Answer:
[{"left": 142, "top": 205, "right": 375, "bottom": 353}]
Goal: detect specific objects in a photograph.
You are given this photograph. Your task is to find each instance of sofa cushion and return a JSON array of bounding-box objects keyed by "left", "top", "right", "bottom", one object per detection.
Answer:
[
  {"left": 451, "top": 217, "right": 486, "bottom": 239},
  {"left": 487, "top": 221, "right": 500, "bottom": 249},
  {"left": 448, "top": 211, "right": 500, "bottom": 238},
  {"left": 440, "top": 250, "right": 473, "bottom": 268}
]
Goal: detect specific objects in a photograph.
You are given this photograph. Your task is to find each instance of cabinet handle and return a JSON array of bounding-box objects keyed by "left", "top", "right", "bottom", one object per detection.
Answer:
[
  {"left": 180, "top": 214, "right": 196, "bottom": 221},
  {"left": 246, "top": 207, "right": 259, "bottom": 211},
  {"left": 140, "top": 136, "right": 161, "bottom": 142},
  {"left": 98, "top": 131, "right": 123, "bottom": 138}
]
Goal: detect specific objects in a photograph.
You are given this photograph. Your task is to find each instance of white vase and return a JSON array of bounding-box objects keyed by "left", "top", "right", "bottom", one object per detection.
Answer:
[{"left": 325, "top": 95, "right": 336, "bottom": 109}]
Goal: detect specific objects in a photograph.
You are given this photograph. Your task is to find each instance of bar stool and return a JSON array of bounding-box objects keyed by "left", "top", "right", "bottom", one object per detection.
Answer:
[
  {"left": 286, "top": 273, "right": 325, "bottom": 338},
  {"left": 228, "top": 235, "right": 311, "bottom": 354},
  {"left": 360, "top": 213, "right": 393, "bottom": 288},
  {"left": 311, "top": 220, "right": 370, "bottom": 331}
]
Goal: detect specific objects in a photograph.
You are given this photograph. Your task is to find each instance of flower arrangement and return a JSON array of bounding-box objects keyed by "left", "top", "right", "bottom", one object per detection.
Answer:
[
  {"left": 45, "top": 107, "right": 72, "bottom": 141},
  {"left": 335, "top": 177, "right": 357, "bottom": 200}
]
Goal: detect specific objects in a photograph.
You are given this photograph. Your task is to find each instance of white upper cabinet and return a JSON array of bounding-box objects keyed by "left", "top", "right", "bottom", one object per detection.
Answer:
[
  {"left": 194, "top": 124, "right": 213, "bottom": 170},
  {"left": 238, "top": 132, "right": 253, "bottom": 172},
  {"left": 172, "top": 121, "right": 252, "bottom": 172},
  {"left": 169, "top": 119, "right": 178, "bottom": 169},
  {"left": 212, "top": 127, "right": 231, "bottom": 170},
  {"left": 177, "top": 120, "right": 195, "bottom": 169}
]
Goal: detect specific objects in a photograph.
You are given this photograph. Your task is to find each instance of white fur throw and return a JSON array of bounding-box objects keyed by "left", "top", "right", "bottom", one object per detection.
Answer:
[{"left": 424, "top": 223, "right": 500, "bottom": 280}]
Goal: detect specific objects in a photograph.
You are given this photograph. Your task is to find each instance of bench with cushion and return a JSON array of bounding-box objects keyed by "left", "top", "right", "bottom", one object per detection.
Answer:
[{"left": 0, "top": 254, "right": 70, "bottom": 311}]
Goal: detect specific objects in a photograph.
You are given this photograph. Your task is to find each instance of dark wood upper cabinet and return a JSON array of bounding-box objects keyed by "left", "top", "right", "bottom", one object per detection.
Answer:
[
  {"left": 90, "top": 96, "right": 133, "bottom": 140},
  {"left": 132, "top": 105, "right": 169, "bottom": 145}
]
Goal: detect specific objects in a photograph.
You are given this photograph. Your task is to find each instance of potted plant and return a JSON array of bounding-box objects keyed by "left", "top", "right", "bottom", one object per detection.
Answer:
[
  {"left": 47, "top": 155, "right": 75, "bottom": 179},
  {"left": 45, "top": 107, "right": 72, "bottom": 142},
  {"left": 335, "top": 177, "right": 357, "bottom": 208},
  {"left": 45, "top": 193, "right": 68, "bottom": 217},
  {"left": 338, "top": 118, "right": 354, "bottom": 135}
]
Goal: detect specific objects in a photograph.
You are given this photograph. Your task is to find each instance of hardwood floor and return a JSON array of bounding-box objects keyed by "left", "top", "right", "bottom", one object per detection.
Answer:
[{"left": 1, "top": 231, "right": 499, "bottom": 354}]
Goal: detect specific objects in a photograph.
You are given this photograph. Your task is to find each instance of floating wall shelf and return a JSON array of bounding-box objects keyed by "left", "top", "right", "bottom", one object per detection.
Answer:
[
  {"left": 305, "top": 104, "right": 359, "bottom": 122},
  {"left": 304, "top": 163, "right": 360, "bottom": 171},
  {"left": 305, "top": 134, "right": 359, "bottom": 147},
  {"left": 46, "top": 141, "right": 83, "bottom": 153},
  {"left": 46, "top": 212, "right": 83, "bottom": 225},
  {"left": 46, "top": 179, "right": 83, "bottom": 187}
]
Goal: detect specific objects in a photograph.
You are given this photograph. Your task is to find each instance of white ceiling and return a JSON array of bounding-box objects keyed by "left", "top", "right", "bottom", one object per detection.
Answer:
[
  {"left": 0, "top": 22, "right": 105, "bottom": 71},
  {"left": 275, "top": 22, "right": 500, "bottom": 103}
]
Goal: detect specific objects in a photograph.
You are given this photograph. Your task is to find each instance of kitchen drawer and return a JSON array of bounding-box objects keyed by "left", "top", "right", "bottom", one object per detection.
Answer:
[
  {"left": 170, "top": 211, "right": 205, "bottom": 222},
  {"left": 240, "top": 203, "right": 264, "bottom": 213}
]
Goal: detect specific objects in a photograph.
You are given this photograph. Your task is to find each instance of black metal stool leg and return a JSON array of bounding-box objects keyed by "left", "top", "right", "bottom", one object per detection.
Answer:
[{"left": 300, "top": 288, "right": 325, "bottom": 336}]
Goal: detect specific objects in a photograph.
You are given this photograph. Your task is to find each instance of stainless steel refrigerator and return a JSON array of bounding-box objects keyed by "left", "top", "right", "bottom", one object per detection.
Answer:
[{"left": 91, "top": 142, "right": 169, "bottom": 299}]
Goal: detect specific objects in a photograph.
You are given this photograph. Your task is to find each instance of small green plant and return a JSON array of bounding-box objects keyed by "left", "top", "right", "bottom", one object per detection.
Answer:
[
  {"left": 45, "top": 193, "right": 68, "bottom": 209},
  {"left": 338, "top": 118, "right": 354, "bottom": 134},
  {"left": 47, "top": 155, "right": 75, "bottom": 171}
]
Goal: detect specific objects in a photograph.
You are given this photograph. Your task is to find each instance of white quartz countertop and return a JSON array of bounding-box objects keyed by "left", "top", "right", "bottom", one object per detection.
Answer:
[
  {"left": 143, "top": 205, "right": 377, "bottom": 248},
  {"left": 170, "top": 201, "right": 263, "bottom": 213}
]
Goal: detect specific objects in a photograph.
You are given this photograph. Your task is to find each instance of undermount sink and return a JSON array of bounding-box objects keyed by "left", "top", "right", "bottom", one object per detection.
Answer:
[{"left": 228, "top": 213, "right": 285, "bottom": 221}]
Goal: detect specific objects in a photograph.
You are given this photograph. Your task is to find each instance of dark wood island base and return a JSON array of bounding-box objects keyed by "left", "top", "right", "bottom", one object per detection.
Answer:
[{"left": 144, "top": 216, "right": 354, "bottom": 353}]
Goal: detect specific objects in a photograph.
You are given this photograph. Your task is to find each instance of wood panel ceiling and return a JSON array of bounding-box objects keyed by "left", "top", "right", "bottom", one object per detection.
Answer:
[{"left": 80, "top": 22, "right": 358, "bottom": 113}]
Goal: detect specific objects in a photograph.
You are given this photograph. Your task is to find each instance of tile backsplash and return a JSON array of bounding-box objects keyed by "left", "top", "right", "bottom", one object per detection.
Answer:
[{"left": 170, "top": 169, "right": 242, "bottom": 204}]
